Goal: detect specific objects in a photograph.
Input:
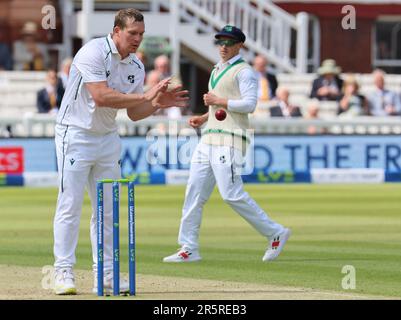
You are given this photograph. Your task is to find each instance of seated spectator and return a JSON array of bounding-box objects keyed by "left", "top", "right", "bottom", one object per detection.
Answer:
[
  {"left": 338, "top": 75, "right": 368, "bottom": 117},
  {"left": 252, "top": 54, "right": 278, "bottom": 102},
  {"left": 13, "top": 22, "right": 49, "bottom": 71},
  {"left": 146, "top": 54, "right": 183, "bottom": 119},
  {"left": 58, "top": 58, "right": 73, "bottom": 90},
  {"left": 146, "top": 54, "right": 171, "bottom": 87},
  {"left": 0, "top": 28, "right": 13, "bottom": 70},
  {"left": 305, "top": 100, "right": 326, "bottom": 134},
  {"left": 269, "top": 87, "right": 303, "bottom": 117},
  {"left": 310, "top": 59, "right": 343, "bottom": 101},
  {"left": 367, "top": 69, "right": 401, "bottom": 116},
  {"left": 305, "top": 100, "right": 320, "bottom": 120},
  {"left": 37, "top": 69, "right": 64, "bottom": 114}
]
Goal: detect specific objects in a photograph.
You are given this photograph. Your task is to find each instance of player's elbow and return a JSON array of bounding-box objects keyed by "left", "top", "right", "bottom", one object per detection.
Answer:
[
  {"left": 248, "top": 98, "right": 257, "bottom": 113},
  {"left": 250, "top": 105, "right": 257, "bottom": 113},
  {"left": 242, "top": 101, "right": 257, "bottom": 114},
  {"left": 86, "top": 82, "right": 109, "bottom": 107},
  {"left": 92, "top": 92, "right": 107, "bottom": 107},
  {"left": 127, "top": 109, "right": 140, "bottom": 122},
  {"left": 127, "top": 113, "right": 139, "bottom": 121}
]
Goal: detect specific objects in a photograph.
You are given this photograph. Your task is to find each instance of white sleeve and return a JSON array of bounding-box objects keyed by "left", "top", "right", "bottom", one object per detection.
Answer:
[
  {"left": 74, "top": 43, "right": 107, "bottom": 83},
  {"left": 227, "top": 68, "right": 258, "bottom": 113}
]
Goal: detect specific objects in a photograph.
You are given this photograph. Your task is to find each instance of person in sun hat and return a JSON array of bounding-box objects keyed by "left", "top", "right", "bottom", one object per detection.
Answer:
[
  {"left": 310, "top": 59, "right": 343, "bottom": 101},
  {"left": 163, "top": 25, "right": 291, "bottom": 264},
  {"left": 13, "top": 21, "right": 49, "bottom": 70}
]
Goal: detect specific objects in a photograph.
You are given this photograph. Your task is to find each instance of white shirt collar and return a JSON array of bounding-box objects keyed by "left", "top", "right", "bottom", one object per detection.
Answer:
[
  {"left": 106, "top": 34, "right": 119, "bottom": 54},
  {"left": 106, "top": 33, "right": 138, "bottom": 65},
  {"left": 214, "top": 54, "right": 242, "bottom": 69}
]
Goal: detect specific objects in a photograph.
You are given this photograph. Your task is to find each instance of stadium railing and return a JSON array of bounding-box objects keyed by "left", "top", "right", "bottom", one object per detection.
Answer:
[
  {"left": 1, "top": 113, "right": 401, "bottom": 137},
  {"left": 1, "top": 71, "right": 400, "bottom": 137}
]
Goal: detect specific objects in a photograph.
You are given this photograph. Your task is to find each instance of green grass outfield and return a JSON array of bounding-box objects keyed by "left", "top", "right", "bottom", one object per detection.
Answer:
[{"left": 1, "top": 184, "right": 401, "bottom": 298}]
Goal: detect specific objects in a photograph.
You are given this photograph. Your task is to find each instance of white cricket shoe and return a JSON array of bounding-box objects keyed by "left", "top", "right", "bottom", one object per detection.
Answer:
[
  {"left": 262, "top": 228, "right": 291, "bottom": 262},
  {"left": 93, "top": 271, "right": 130, "bottom": 295},
  {"left": 54, "top": 268, "right": 77, "bottom": 295},
  {"left": 163, "top": 247, "right": 202, "bottom": 263}
]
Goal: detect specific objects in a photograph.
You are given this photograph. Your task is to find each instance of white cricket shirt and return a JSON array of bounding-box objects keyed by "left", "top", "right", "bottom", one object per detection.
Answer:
[{"left": 57, "top": 34, "right": 145, "bottom": 134}]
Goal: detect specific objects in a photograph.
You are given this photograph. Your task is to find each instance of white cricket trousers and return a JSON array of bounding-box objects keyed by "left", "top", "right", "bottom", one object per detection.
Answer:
[
  {"left": 178, "top": 142, "right": 284, "bottom": 250},
  {"left": 53, "top": 124, "right": 121, "bottom": 273}
]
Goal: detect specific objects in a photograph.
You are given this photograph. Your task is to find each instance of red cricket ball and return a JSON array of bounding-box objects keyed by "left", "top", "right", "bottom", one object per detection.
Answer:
[{"left": 215, "top": 109, "right": 227, "bottom": 121}]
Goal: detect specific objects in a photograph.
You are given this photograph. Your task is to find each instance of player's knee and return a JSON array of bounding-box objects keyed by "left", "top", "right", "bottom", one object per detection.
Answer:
[{"left": 220, "top": 192, "right": 241, "bottom": 204}]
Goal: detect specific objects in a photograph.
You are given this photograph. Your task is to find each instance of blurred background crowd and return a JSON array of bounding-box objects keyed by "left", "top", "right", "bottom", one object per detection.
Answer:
[{"left": 0, "top": 0, "right": 400, "bottom": 137}]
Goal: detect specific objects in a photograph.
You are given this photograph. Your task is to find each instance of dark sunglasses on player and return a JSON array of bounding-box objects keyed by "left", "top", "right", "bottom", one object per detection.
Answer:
[{"left": 214, "top": 39, "right": 240, "bottom": 47}]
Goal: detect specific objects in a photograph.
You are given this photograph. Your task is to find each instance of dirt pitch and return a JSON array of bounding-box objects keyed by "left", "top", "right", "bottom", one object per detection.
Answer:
[{"left": 0, "top": 264, "right": 391, "bottom": 300}]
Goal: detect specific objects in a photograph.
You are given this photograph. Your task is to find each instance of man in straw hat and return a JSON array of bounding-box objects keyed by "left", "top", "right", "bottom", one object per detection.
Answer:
[
  {"left": 310, "top": 59, "right": 343, "bottom": 101},
  {"left": 13, "top": 21, "right": 49, "bottom": 70}
]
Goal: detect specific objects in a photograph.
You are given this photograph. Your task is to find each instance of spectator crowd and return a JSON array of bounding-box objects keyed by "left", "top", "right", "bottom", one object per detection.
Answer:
[
  {"left": 253, "top": 57, "right": 401, "bottom": 121},
  {"left": 1, "top": 23, "right": 400, "bottom": 121}
]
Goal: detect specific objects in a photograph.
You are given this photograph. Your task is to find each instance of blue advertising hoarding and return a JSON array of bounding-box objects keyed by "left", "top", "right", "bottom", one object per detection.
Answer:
[{"left": 1, "top": 135, "right": 400, "bottom": 184}]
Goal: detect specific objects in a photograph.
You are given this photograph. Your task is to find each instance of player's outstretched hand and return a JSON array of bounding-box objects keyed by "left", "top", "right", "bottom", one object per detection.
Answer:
[
  {"left": 153, "top": 85, "right": 189, "bottom": 109},
  {"left": 189, "top": 115, "right": 207, "bottom": 128},
  {"left": 145, "top": 77, "right": 171, "bottom": 102}
]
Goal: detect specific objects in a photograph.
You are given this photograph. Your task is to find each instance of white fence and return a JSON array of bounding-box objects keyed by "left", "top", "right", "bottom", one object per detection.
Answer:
[{"left": 1, "top": 113, "right": 401, "bottom": 138}]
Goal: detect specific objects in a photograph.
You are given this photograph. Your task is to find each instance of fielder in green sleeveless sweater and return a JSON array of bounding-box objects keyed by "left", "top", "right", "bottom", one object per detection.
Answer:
[{"left": 163, "top": 25, "right": 291, "bottom": 263}]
